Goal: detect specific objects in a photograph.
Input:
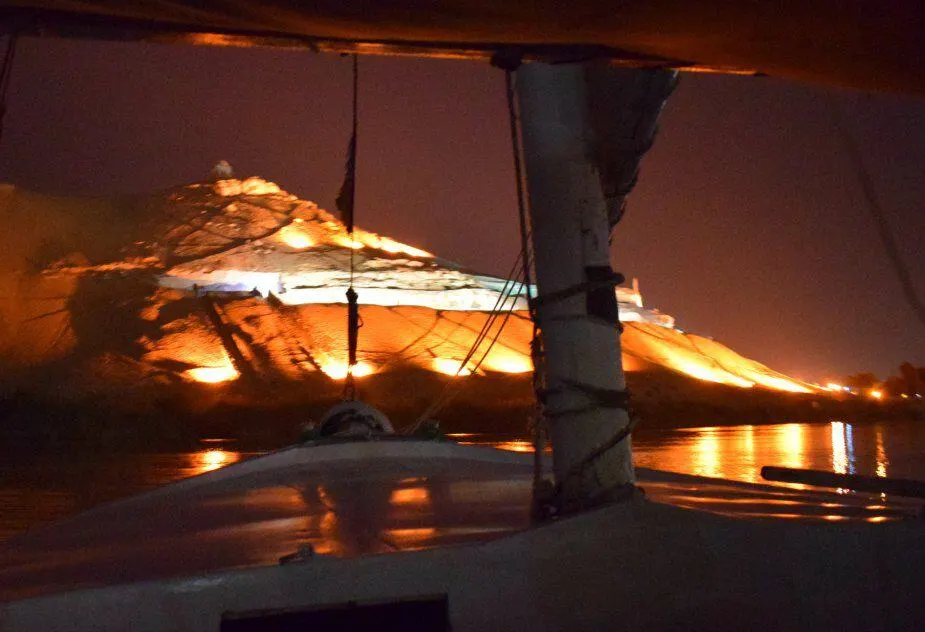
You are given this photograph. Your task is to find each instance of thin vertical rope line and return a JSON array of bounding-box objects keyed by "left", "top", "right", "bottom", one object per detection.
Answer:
[
  {"left": 504, "top": 69, "right": 535, "bottom": 314},
  {"left": 0, "top": 33, "right": 19, "bottom": 145},
  {"left": 344, "top": 54, "right": 359, "bottom": 398},
  {"left": 504, "top": 66, "right": 548, "bottom": 512},
  {"left": 348, "top": 53, "right": 358, "bottom": 288},
  {"left": 828, "top": 95, "right": 925, "bottom": 328}
]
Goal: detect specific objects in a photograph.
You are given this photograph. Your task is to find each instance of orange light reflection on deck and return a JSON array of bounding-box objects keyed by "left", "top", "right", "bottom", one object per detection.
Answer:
[
  {"left": 389, "top": 487, "right": 430, "bottom": 506},
  {"left": 494, "top": 440, "right": 534, "bottom": 453},
  {"left": 387, "top": 527, "right": 437, "bottom": 543}
]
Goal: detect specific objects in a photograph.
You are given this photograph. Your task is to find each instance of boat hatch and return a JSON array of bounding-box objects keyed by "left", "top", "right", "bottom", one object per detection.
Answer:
[{"left": 221, "top": 595, "right": 449, "bottom": 631}]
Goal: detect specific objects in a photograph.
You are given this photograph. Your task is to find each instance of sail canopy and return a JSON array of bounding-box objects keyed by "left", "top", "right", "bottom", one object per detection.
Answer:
[{"left": 2, "top": 1, "right": 924, "bottom": 94}]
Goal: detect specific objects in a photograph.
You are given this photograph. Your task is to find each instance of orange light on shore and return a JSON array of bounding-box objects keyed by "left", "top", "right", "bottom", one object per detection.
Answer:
[
  {"left": 750, "top": 374, "right": 810, "bottom": 393},
  {"left": 320, "top": 360, "right": 374, "bottom": 380},
  {"left": 482, "top": 355, "right": 533, "bottom": 374},
  {"left": 376, "top": 237, "right": 431, "bottom": 258},
  {"left": 279, "top": 225, "right": 314, "bottom": 249},
  {"left": 433, "top": 358, "right": 472, "bottom": 376},
  {"left": 333, "top": 231, "right": 432, "bottom": 258},
  {"left": 623, "top": 324, "right": 813, "bottom": 393},
  {"left": 670, "top": 357, "right": 755, "bottom": 388},
  {"left": 868, "top": 389, "right": 884, "bottom": 400},
  {"left": 186, "top": 364, "right": 239, "bottom": 384},
  {"left": 334, "top": 235, "right": 364, "bottom": 250}
]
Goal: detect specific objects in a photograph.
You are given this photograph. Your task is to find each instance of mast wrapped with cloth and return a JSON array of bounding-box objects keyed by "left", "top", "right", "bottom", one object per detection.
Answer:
[{"left": 516, "top": 61, "right": 676, "bottom": 514}]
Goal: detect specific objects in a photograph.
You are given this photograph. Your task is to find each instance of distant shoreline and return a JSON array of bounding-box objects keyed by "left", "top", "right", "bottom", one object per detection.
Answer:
[
  {"left": 0, "top": 370, "right": 920, "bottom": 451},
  {"left": 633, "top": 410, "right": 922, "bottom": 435}
]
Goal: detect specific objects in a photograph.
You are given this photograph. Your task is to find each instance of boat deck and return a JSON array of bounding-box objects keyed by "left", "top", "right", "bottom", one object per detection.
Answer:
[{"left": 0, "top": 438, "right": 921, "bottom": 603}]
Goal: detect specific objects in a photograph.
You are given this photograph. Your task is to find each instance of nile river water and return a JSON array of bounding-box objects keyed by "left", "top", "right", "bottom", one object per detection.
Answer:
[{"left": 1, "top": 419, "right": 923, "bottom": 541}]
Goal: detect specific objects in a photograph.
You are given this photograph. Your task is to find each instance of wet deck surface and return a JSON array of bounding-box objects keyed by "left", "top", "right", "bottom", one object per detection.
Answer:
[{"left": 0, "top": 439, "right": 921, "bottom": 603}]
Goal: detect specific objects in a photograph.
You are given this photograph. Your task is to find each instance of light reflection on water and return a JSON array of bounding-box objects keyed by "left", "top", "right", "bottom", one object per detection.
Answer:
[
  {"left": 2, "top": 421, "right": 923, "bottom": 541},
  {"left": 192, "top": 448, "right": 240, "bottom": 475},
  {"left": 692, "top": 428, "right": 721, "bottom": 478},
  {"left": 776, "top": 423, "right": 805, "bottom": 470},
  {"left": 463, "top": 420, "right": 924, "bottom": 523},
  {"left": 634, "top": 421, "right": 912, "bottom": 486},
  {"left": 0, "top": 443, "right": 251, "bottom": 541},
  {"left": 831, "top": 421, "right": 849, "bottom": 475},
  {"left": 875, "top": 426, "right": 889, "bottom": 478},
  {"left": 467, "top": 420, "right": 920, "bottom": 489}
]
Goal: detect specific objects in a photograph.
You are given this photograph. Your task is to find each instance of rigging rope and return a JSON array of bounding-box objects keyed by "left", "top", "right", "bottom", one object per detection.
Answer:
[
  {"left": 454, "top": 251, "right": 526, "bottom": 372},
  {"left": 416, "top": 276, "right": 527, "bottom": 425},
  {"left": 827, "top": 96, "right": 925, "bottom": 329},
  {"left": 409, "top": 62, "right": 543, "bottom": 442},
  {"left": 0, "top": 32, "right": 18, "bottom": 146},
  {"left": 504, "top": 69, "right": 536, "bottom": 318},
  {"left": 466, "top": 278, "right": 528, "bottom": 376},
  {"left": 341, "top": 54, "right": 360, "bottom": 400},
  {"left": 407, "top": 252, "right": 527, "bottom": 430},
  {"left": 502, "top": 64, "right": 549, "bottom": 506}
]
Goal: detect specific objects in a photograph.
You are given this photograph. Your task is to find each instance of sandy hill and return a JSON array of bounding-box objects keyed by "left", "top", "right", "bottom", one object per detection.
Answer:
[{"left": 0, "top": 177, "right": 849, "bottom": 447}]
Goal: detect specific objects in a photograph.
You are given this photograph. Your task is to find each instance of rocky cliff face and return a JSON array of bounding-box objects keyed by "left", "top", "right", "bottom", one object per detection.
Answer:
[{"left": 0, "top": 177, "right": 820, "bottom": 444}]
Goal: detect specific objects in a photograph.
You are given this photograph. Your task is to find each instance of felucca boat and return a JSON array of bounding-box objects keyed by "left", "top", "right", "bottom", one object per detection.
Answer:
[{"left": 1, "top": 2, "right": 924, "bottom": 630}]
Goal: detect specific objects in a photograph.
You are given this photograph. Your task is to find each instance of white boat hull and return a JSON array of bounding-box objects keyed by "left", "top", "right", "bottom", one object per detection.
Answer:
[{"left": 1, "top": 439, "right": 923, "bottom": 630}]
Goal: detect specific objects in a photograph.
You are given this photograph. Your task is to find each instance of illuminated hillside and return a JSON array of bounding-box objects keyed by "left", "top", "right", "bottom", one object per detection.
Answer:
[{"left": 0, "top": 176, "right": 814, "bottom": 401}]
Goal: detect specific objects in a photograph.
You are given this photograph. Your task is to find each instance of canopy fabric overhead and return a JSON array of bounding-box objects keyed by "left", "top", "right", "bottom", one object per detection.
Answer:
[{"left": 2, "top": 1, "right": 924, "bottom": 95}]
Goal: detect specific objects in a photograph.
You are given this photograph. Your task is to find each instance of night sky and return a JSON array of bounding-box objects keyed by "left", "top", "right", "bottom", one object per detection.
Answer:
[{"left": 1, "top": 37, "right": 922, "bottom": 382}]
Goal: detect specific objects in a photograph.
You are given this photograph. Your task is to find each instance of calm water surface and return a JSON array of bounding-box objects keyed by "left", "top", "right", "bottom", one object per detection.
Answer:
[
  {"left": 633, "top": 419, "right": 925, "bottom": 483},
  {"left": 0, "top": 444, "right": 250, "bottom": 541},
  {"left": 2, "top": 420, "right": 923, "bottom": 541}
]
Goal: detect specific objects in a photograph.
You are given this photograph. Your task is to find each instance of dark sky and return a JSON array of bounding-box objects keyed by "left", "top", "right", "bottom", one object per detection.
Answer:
[{"left": 1, "top": 37, "right": 922, "bottom": 382}]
